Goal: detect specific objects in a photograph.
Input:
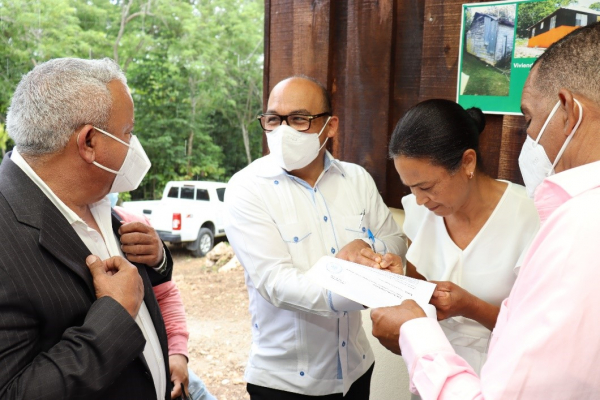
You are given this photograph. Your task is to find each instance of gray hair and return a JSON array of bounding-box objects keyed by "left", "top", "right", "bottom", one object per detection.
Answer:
[{"left": 6, "top": 58, "right": 127, "bottom": 155}]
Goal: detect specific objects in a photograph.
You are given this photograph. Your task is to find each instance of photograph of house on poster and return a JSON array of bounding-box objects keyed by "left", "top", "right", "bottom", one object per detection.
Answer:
[{"left": 458, "top": 0, "right": 600, "bottom": 114}]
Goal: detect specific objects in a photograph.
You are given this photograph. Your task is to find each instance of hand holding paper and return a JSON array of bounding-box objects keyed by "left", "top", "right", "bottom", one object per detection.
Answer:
[
  {"left": 306, "top": 256, "right": 436, "bottom": 309},
  {"left": 370, "top": 301, "right": 427, "bottom": 355}
]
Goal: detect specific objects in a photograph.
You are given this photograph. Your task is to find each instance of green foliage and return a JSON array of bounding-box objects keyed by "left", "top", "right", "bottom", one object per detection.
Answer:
[
  {"left": 590, "top": 2, "right": 600, "bottom": 11},
  {"left": 517, "top": 0, "right": 576, "bottom": 37},
  {"left": 0, "top": 122, "right": 12, "bottom": 158},
  {"left": 0, "top": 0, "right": 264, "bottom": 199}
]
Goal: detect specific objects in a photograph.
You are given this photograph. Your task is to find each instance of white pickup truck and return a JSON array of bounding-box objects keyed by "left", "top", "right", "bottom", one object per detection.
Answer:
[{"left": 123, "top": 181, "right": 227, "bottom": 257}]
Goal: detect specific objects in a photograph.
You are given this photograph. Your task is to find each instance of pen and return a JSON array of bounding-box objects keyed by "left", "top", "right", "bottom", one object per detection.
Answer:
[
  {"left": 367, "top": 229, "right": 376, "bottom": 252},
  {"left": 357, "top": 209, "right": 365, "bottom": 229}
]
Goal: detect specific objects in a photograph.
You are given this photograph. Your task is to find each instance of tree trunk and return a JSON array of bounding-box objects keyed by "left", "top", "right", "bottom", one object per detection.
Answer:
[
  {"left": 187, "top": 78, "right": 197, "bottom": 176},
  {"left": 187, "top": 130, "right": 194, "bottom": 176},
  {"left": 241, "top": 122, "right": 252, "bottom": 165}
]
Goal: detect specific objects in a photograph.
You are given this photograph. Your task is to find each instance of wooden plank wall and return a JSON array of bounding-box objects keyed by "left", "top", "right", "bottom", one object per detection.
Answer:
[{"left": 263, "top": 0, "right": 527, "bottom": 208}]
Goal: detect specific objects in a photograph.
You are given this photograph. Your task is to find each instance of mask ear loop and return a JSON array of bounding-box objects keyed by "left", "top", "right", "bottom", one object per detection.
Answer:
[
  {"left": 317, "top": 116, "right": 332, "bottom": 151},
  {"left": 89, "top": 126, "right": 132, "bottom": 176},
  {"left": 550, "top": 98, "right": 583, "bottom": 172},
  {"left": 535, "top": 101, "right": 561, "bottom": 145}
]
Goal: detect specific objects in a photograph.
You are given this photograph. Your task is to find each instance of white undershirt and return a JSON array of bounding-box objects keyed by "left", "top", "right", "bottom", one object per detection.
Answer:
[{"left": 11, "top": 148, "right": 166, "bottom": 400}]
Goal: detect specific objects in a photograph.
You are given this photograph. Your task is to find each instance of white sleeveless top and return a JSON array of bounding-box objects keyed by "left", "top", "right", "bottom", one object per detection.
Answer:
[{"left": 402, "top": 181, "right": 539, "bottom": 373}]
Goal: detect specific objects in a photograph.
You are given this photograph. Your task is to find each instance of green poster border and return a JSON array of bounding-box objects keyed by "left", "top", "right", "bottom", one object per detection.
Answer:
[{"left": 457, "top": 0, "right": 544, "bottom": 115}]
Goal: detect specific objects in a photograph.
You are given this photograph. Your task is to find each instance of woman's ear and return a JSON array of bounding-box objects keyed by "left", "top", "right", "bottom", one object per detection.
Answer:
[
  {"left": 76, "top": 125, "right": 96, "bottom": 164},
  {"left": 461, "top": 149, "right": 477, "bottom": 174}
]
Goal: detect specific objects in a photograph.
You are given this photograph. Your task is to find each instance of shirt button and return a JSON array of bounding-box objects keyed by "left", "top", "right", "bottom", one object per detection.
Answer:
[
  {"left": 363, "top": 354, "right": 366, "bottom": 359},
  {"left": 331, "top": 247, "right": 335, "bottom": 254},
  {"left": 294, "top": 237, "right": 299, "bottom": 243},
  {"left": 324, "top": 216, "right": 328, "bottom": 222},
  {"left": 362, "top": 227, "right": 366, "bottom": 232},
  {"left": 342, "top": 341, "right": 346, "bottom": 347},
  {"left": 274, "top": 180, "right": 279, "bottom": 185},
  {"left": 300, "top": 371, "right": 305, "bottom": 376},
  {"left": 254, "top": 323, "right": 258, "bottom": 328},
  {"left": 314, "top": 188, "right": 317, "bottom": 193}
]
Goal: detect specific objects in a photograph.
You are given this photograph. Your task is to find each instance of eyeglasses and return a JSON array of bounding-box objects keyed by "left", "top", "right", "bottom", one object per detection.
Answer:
[{"left": 257, "top": 112, "right": 331, "bottom": 132}]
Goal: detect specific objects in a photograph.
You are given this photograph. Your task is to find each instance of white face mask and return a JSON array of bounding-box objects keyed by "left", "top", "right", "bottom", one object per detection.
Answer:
[
  {"left": 518, "top": 99, "right": 582, "bottom": 198},
  {"left": 91, "top": 126, "right": 152, "bottom": 193},
  {"left": 266, "top": 116, "right": 331, "bottom": 171}
]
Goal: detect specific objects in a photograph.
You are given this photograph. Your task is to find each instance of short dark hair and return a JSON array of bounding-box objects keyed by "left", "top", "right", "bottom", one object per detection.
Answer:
[
  {"left": 388, "top": 99, "right": 485, "bottom": 172},
  {"left": 287, "top": 74, "right": 332, "bottom": 114},
  {"left": 532, "top": 22, "right": 600, "bottom": 104}
]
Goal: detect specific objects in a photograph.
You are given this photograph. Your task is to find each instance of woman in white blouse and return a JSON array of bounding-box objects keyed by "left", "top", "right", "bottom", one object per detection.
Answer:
[{"left": 367, "top": 99, "right": 539, "bottom": 377}]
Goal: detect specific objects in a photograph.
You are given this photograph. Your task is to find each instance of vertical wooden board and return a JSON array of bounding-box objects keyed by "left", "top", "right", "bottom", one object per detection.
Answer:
[
  {"left": 329, "top": 1, "right": 349, "bottom": 161},
  {"left": 478, "top": 114, "right": 503, "bottom": 178},
  {"left": 291, "top": 0, "right": 331, "bottom": 85},
  {"left": 418, "top": 0, "right": 466, "bottom": 101},
  {"left": 266, "top": 0, "right": 295, "bottom": 95},
  {"left": 263, "top": 0, "right": 332, "bottom": 154},
  {"left": 498, "top": 115, "right": 527, "bottom": 184},
  {"left": 330, "top": 0, "right": 395, "bottom": 192},
  {"left": 262, "top": 0, "right": 272, "bottom": 154},
  {"left": 385, "top": 0, "right": 425, "bottom": 208},
  {"left": 265, "top": 0, "right": 331, "bottom": 95},
  {"left": 419, "top": 0, "right": 495, "bottom": 101}
]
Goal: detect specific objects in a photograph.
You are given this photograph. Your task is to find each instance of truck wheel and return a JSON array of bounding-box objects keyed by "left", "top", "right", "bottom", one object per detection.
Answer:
[{"left": 190, "top": 227, "right": 214, "bottom": 258}]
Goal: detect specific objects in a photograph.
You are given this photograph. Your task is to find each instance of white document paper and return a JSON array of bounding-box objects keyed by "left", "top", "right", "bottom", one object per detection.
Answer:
[{"left": 307, "top": 256, "right": 436, "bottom": 309}]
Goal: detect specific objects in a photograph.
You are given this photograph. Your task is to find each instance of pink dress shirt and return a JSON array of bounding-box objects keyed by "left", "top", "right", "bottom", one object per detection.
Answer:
[
  {"left": 399, "top": 161, "right": 600, "bottom": 399},
  {"left": 114, "top": 206, "right": 190, "bottom": 358}
]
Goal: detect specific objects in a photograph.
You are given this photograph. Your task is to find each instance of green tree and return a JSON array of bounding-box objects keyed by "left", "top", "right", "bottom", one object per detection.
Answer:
[
  {"left": 590, "top": 2, "right": 600, "bottom": 11},
  {"left": 0, "top": 123, "right": 12, "bottom": 158},
  {"left": 0, "top": 0, "right": 264, "bottom": 199}
]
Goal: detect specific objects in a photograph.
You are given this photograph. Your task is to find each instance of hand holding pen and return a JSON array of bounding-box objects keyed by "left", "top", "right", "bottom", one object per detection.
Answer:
[{"left": 359, "top": 248, "right": 404, "bottom": 274}]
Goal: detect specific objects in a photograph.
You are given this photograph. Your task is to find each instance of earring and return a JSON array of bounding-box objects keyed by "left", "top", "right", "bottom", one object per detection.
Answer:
[{"left": 469, "top": 171, "right": 474, "bottom": 179}]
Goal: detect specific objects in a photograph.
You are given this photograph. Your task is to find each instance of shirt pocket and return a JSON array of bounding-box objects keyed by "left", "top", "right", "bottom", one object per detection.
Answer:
[
  {"left": 343, "top": 214, "right": 368, "bottom": 243},
  {"left": 278, "top": 222, "right": 312, "bottom": 266}
]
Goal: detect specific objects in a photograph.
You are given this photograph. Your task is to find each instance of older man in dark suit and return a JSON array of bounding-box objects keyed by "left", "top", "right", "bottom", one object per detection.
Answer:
[{"left": 0, "top": 58, "right": 173, "bottom": 399}]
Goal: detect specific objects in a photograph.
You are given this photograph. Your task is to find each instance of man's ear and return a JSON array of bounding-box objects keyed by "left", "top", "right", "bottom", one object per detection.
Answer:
[
  {"left": 558, "top": 88, "right": 581, "bottom": 138},
  {"left": 326, "top": 116, "right": 339, "bottom": 139},
  {"left": 76, "top": 125, "right": 97, "bottom": 164}
]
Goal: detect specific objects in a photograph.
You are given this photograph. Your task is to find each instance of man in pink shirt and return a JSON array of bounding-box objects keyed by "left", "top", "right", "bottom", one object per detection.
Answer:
[{"left": 371, "top": 22, "right": 600, "bottom": 399}]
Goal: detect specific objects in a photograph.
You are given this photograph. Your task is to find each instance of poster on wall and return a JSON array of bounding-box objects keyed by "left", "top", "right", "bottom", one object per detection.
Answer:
[{"left": 457, "top": 0, "right": 600, "bottom": 115}]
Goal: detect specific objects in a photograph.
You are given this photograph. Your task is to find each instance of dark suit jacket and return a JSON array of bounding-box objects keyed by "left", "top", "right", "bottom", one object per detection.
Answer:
[{"left": 0, "top": 153, "right": 173, "bottom": 399}]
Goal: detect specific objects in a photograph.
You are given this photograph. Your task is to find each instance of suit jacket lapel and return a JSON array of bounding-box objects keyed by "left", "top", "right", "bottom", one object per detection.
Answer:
[
  {"left": 39, "top": 200, "right": 96, "bottom": 297},
  {"left": 110, "top": 212, "right": 171, "bottom": 396},
  {"left": 0, "top": 154, "right": 96, "bottom": 298}
]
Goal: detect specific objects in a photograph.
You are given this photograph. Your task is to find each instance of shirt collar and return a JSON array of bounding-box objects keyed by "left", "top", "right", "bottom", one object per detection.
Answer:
[
  {"left": 10, "top": 147, "right": 110, "bottom": 226},
  {"left": 257, "top": 151, "right": 347, "bottom": 178},
  {"left": 534, "top": 160, "right": 600, "bottom": 224}
]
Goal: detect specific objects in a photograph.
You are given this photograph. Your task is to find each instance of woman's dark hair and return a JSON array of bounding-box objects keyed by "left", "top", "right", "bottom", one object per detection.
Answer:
[{"left": 388, "top": 99, "right": 486, "bottom": 172}]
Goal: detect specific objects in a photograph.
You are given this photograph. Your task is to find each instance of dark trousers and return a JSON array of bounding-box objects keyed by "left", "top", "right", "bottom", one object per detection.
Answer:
[{"left": 247, "top": 363, "right": 374, "bottom": 400}]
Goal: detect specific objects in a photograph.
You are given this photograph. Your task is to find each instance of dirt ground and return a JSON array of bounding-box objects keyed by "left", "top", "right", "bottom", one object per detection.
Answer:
[{"left": 170, "top": 242, "right": 251, "bottom": 400}]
